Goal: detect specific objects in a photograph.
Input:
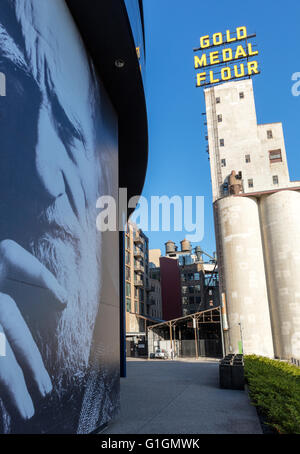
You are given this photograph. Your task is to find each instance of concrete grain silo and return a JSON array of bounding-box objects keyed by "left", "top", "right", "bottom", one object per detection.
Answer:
[
  {"left": 204, "top": 79, "right": 300, "bottom": 359},
  {"left": 260, "top": 190, "right": 300, "bottom": 359},
  {"left": 216, "top": 196, "right": 274, "bottom": 357}
]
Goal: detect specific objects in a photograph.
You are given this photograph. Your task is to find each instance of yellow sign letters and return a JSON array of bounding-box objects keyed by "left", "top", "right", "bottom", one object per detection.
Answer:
[{"left": 194, "top": 26, "right": 259, "bottom": 87}]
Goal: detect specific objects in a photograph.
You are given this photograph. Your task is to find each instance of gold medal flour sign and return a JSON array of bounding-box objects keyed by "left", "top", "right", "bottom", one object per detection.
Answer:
[{"left": 194, "top": 26, "right": 259, "bottom": 87}]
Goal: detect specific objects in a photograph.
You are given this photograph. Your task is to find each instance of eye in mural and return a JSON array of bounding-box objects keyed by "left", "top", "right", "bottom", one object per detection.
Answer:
[{"left": 0, "top": 0, "right": 119, "bottom": 434}]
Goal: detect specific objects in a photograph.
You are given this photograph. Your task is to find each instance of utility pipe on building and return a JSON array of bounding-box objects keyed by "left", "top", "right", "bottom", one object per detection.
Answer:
[
  {"left": 193, "top": 317, "right": 199, "bottom": 358},
  {"left": 169, "top": 322, "right": 173, "bottom": 360}
]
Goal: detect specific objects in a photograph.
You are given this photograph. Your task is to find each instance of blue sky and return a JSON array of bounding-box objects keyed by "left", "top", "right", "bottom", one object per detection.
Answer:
[{"left": 140, "top": 0, "right": 300, "bottom": 256}]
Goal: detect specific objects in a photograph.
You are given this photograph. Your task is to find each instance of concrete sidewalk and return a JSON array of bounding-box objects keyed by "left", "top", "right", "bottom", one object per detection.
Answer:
[{"left": 104, "top": 358, "right": 262, "bottom": 434}]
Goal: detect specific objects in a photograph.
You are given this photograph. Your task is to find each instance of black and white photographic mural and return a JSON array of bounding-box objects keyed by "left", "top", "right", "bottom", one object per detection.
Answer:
[{"left": 0, "top": 0, "right": 120, "bottom": 433}]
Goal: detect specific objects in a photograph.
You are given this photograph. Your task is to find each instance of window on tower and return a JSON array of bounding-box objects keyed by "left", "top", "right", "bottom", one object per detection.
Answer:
[
  {"left": 245, "top": 154, "right": 251, "bottom": 163},
  {"left": 218, "top": 114, "right": 222, "bottom": 122},
  {"left": 221, "top": 159, "right": 226, "bottom": 167},
  {"left": 273, "top": 175, "right": 279, "bottom": 185},
  {"left": 216, "top": 97, "right": 221, "bottom": 104},
  {"left": 267, "top": 130, "right": 273, "bottom": 139},
  {"left": 220, "top": 138, "right": 224, "bottom": 147},
  {"left": 248, "top": 179, "right": 254, "bottom": 188},
  {"left": 269, "top": 149, "right": 282, "bottom": 163},
  {"left": 239, "top": 92, "right": 245, "bottom": 99}
]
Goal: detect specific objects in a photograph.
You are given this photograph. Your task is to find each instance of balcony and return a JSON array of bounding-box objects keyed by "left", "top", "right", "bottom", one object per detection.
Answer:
[
  {"left": 134, "top": 234, "right": 144, "bottom": 245},
  {"left": 134, "top": 249, "right": 143, "bottom": 259},
  {"left": 134, "top": 263, "right": 144, "bottom": 274},
  {"left": 134, "top": 279, "right": 143, "bottom": 287}
]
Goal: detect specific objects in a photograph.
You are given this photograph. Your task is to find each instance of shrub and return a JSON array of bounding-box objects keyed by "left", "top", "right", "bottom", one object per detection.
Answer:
[{"left": 244, "top": 355, "right": 300, "bottom": 434}]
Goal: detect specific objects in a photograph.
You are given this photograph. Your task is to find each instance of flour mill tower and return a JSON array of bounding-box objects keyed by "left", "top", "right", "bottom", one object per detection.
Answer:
[{"left": 194, "top": 27, "right": 300, "bottom": 360}]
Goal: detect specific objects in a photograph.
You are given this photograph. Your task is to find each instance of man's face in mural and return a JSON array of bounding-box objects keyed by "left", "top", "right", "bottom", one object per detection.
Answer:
[{"left": 0, "top": 1, "right": 105, "bottom": 426}]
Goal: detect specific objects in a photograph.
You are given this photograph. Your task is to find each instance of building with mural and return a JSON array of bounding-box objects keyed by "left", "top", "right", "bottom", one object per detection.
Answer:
[{"left": 0, "top": 0, "right": 148, "bottom": 434}]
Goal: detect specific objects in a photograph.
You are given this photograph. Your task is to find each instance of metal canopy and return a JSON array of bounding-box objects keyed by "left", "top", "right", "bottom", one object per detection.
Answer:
[{"left": 148, "top": 307, "right": 221, "bottom": 330}]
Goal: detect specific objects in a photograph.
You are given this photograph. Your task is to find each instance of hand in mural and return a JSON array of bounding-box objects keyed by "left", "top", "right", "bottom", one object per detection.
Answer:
[{"left": 0, "top": 240, "right": 67, "bottom": 420}]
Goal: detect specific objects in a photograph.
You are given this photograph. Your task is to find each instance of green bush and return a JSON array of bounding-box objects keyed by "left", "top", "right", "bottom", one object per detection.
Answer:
[{"left": 244, "top": 355, "right": 300, "bottom": 434}]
